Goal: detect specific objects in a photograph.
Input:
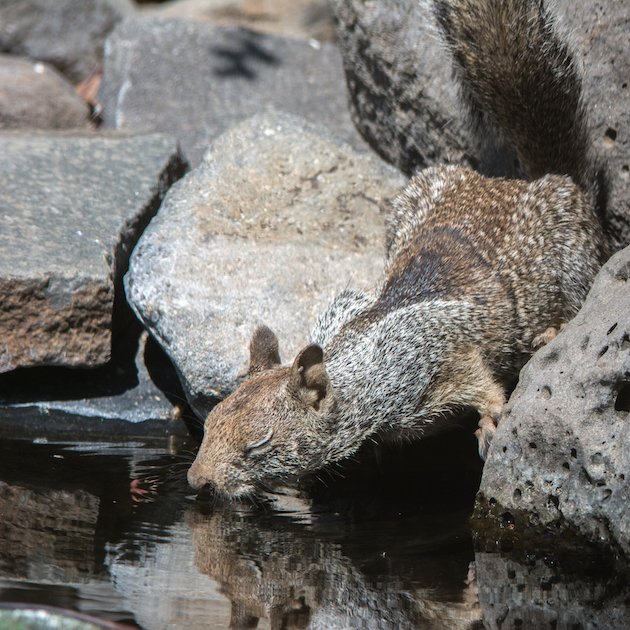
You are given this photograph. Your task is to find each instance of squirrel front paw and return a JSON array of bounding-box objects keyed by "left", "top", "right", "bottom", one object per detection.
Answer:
[{"left": 475, "top": 407, "right": 501, "bottom": 461}]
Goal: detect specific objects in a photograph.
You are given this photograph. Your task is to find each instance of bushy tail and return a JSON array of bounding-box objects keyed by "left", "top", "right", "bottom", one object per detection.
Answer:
[{"left": 433, "top": 0, "right": 595, "bottom": 197}]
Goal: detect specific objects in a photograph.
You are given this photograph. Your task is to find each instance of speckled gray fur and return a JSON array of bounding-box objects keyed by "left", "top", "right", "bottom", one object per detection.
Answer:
[{"left": 313, "top": 167, "right": 603, "bottom": 464}]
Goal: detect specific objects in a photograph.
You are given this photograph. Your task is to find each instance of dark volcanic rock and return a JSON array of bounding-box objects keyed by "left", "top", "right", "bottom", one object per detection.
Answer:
[
  {"left": 125, "top": 111, "right": 405, "bottom": 416},
  {"left": 0, "top": 0, "right": 134, "bottom": 83},
  {"left": 476, "top": 245, "right": 630, "bottom": 556},
  {"left": 0, "top": 132, "right": 186, "bottom": 373},
  {"left": 328, "top": 0, "right": 472, "bottom": 176},
  {"left": 0, "top": 55, "right": 91, "bottom": 129},
  {"left": 99, "top": 17, "right": 365, "bottom": 167}
]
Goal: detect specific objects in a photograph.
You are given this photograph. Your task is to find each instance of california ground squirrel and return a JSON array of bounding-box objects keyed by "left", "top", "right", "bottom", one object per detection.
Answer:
[{"left": 188, "top": 0, "right": 607, "bottom": 498}]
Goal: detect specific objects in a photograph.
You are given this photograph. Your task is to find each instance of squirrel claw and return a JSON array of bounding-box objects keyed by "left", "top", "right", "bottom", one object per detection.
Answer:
[
  {"left": 476, "top": 413, "right": 498, "bottom": 461},
  {"left": 532, "top": 323, "right": 567, "bottom": 350}
]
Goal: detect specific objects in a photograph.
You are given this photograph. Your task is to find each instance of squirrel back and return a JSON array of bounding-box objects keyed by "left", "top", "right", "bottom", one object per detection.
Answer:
[{"left": 188, "top": 0, "right": 607, "bottom": 499}]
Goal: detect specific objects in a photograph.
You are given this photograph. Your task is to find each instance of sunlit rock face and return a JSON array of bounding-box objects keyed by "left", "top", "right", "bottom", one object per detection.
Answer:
[
  {"left": 125, "top": 110, "right": 405, "bottom": 416},
  {"left": 99, "top": 17, "right": 365, "bottom": 167}
]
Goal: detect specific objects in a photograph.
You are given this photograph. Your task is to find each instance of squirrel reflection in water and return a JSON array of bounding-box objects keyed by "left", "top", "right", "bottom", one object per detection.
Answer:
[{"left": 188, "top": 504, "right": 481, "bottom": 630}]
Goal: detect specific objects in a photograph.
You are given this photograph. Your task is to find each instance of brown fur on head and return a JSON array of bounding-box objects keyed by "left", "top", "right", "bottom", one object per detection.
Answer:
[{"left": 187, "top": 325, "right": 336, "bottom": 499}]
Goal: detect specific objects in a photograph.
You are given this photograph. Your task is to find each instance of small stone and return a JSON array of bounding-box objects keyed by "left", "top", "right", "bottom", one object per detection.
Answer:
[
  {"left": 0, "top": 0, "right": 135, "bottom": 83},
  {"left": 0, "top": 55, "right": 91, "bottom": 129}
]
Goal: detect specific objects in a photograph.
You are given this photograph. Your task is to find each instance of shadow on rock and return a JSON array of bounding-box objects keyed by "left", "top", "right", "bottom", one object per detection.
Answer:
[
  {"left": 210, "top": 29, "right": 280, "bottom": 80},
  {"left": 0, "top": 319, "right": 193, "bottom": 437}
]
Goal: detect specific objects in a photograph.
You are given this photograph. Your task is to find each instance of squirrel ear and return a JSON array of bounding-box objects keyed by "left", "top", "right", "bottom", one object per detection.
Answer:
[
  {"left": 248, "top": 325, "right": 281, "bottom": 375},
  {"left": 290, "top": 344, "right": 331, "bottom": 411}
]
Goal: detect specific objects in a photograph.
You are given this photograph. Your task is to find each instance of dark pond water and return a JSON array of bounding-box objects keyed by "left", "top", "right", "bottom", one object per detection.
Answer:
[{"left": 1, "top": 430, "right": 629, "bottom": 629}]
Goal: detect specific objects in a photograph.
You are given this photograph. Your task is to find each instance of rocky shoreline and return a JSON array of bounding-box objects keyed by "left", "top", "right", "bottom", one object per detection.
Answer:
[{"left": 0, "top": 0, "right": 628, "bottom": 557}]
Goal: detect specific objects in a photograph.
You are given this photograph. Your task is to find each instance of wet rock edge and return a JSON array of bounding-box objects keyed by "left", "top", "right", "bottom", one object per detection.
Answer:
[{"left": 472, "top": 493, "right": 629, "bottom": 563}]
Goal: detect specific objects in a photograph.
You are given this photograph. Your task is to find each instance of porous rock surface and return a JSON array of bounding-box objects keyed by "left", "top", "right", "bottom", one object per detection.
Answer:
[
  {"left": 0, "top": 0, "right": 134, "bottom": 83},
  {"left": 99, "top": 17, "right": 365, "bottom": 167},
  {"left": 125, "top": 111, "right": 405, "bottom": 416},
  {"left": 0, "top": 55, "right": 91, "bottom": 129},
  {"left": 330, "top": 0, "right": 630, "bottom": 249},
  {"left": 0, "top": 131, "right": 185, "bottom": 373},
  {"left": 476, "top": 245, "right": 630, "bottom": 555}
]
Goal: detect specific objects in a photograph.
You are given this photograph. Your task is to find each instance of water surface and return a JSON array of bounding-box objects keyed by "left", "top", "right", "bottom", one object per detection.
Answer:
[{"left": 0, "top": 433, "right": 628, "bottom": 629}]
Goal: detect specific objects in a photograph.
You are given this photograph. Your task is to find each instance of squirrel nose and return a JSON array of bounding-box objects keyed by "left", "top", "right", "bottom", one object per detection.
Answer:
[{"left": 187, "top": 464, "right": 209, "bottom": 491}]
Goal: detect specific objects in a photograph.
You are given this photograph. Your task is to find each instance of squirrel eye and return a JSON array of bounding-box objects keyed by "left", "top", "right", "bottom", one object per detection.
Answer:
[{"left": 244, "top": 428, "right": 274, "bottom": 455}]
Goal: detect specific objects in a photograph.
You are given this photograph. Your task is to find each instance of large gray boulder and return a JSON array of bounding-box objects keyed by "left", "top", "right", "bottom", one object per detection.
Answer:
[
  {"left": 330, "top": 0, "right": 630, "bottom": 249},
  {"left": 0, "top": 55, "right": 91, "bottom": 129},
  {"left": 0, "top": 0, "right": 134, "bottom": 83},
  {"left": 476, "top": 245, "right": 630, "bottom": 556},
  {"left": 99, "top": 17, "right": 365, "bottom": 167},
  {"left": 125, "top": 111, "right": 405, "bottom": 417},
  {"left": 0, "top": 131, "right": 186, "bottom": 373}
]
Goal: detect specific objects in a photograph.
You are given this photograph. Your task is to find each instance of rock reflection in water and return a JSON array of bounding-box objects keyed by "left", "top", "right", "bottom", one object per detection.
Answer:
[
  {"left": 474, "top": 551, "right": 630, "bottom": 629},
  {"left": 187, "top": 506, "right": 481, "bottom": 630},
  {"left": 0, "top": 480, "right": 99, "bottom": 584}
]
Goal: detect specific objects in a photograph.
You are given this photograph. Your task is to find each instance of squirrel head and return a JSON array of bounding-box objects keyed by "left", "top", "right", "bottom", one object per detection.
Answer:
[{"left": 187, "top": 325, "right": 336, "bottom": 499}]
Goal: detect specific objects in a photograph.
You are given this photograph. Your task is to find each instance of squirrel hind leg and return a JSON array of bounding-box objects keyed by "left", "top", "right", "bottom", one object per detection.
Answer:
[
  {"left": 434, "top": 347, "right": 505, "bottom": 460},
  {"left": 475, "top": 394, "right": 504, "bottom": 461}
]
